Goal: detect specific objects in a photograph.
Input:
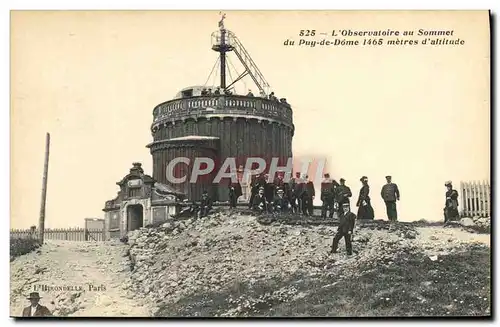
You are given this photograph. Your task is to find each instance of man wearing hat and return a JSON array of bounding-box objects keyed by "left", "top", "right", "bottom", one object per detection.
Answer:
[
  {"left": 320, "top": 173, "right": 335, "bottom": 218},
  {"left": 288, "top": 172, "right": 303, "bottom": 214},
  {"left": 198, "top": 190, "right": 213, "bottom": 218},
  {"left": 444, "top": 181, "right": 459, "bottom": 223},
  {"left": 273, "top": 188, "right": 291, "bottom": 213},
  {"left": 335, "top": 178, "right": 352, "bottom": 213},
  {"left": 22, "top": 292, "right": 52, "bottom": 317},
  {"left": 248, "top": 173, "right": 266, "bottom": 209},
  {"left": 381, "top": 175, "right": 400, "bottom": 221},
  {"left": 301, "top": 174, "right": 315, "bottom": 216},
  {"left": 252, "top": 186, "right": 269, "bottom": 212},
  {"left": 330, "top": 202, "right": 356, "bottom": 255}
]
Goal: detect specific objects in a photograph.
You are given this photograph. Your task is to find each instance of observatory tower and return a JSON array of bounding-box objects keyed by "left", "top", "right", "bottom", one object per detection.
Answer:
[{"left": 147, "top": 15, "right": 294, "bottom": 202}]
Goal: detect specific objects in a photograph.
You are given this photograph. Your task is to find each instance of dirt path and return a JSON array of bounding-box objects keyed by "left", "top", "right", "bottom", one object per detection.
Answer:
[
  {"left": 415, "top": 226, "right": 490, "bottom": 255},
  {"left": 10, "top": 240, "right": 152, "bottom": 317}
]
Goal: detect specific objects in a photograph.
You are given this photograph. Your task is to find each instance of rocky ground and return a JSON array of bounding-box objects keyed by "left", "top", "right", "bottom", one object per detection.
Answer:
[
  {"left": 10, "top": 210, "right": 491, "bottom": 318},
  {"left": 126, "top": 211, "right": 491, "bottom": 317}
]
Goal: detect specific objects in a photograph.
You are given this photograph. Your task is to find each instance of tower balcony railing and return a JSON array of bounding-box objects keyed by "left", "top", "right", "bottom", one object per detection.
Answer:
[{"left": 152, "top": 95, "right": 293, "bottom": 126}]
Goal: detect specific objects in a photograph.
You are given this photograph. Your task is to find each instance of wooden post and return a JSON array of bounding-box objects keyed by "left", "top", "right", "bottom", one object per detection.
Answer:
[{"left": 38, "top": 133, "right": 50, "bottom": 244}]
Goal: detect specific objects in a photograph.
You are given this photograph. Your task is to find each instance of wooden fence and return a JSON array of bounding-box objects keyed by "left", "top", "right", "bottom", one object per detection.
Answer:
[
  {"left": 10, "top": 228, "right": 105, "bottom": 242},
  {"left": 460, "top": 180, "right": 491, "bottom": 218}
]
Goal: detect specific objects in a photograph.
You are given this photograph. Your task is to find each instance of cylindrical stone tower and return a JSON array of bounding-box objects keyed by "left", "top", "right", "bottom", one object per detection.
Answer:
[{"left": 146, "top": 19, "right": 294, "bottom": 202}]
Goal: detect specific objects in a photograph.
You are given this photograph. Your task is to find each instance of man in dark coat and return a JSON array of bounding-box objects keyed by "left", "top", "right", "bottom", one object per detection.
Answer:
[
  {"left": 252, "top": 186, "right": 268, "bottom": 213},
  {"left": 444, "top": 180, "right": 459, "bottom": 223},
  {"left": 264, "top": 174, "right": 276, "bottom": 203},
  {"left": 272, "top": 188, "right": 290, "bottom": 213},
  {"left": 198, "top": 191, "right": 213, "bottom": 218},
  {"left": 294, "top": 172, "right": 306, "bottom": 214},
  {"left": 248, "top": 174, "right": 266, "bottom": 209},
  {"left": 381, "top": 175, "right": 400, "bottom": 221},
  {"left": 22, "top": 292, "right": 52, "bottom": 317},
  {"left": 228, "top": 177, "right": 243, "bottom": 208},
  {"left": 288, "top": 172, "right": 302, "bottom": 214},
  {"left": 273, "top": 172, "right": 287, "bottom": 195},
  {"left": 301, "top": 175, "right": 315, "bottom": 216},
  {"left": 336, "top": 178, "right": 352, "bottom": 209},
  {"left": 321, "top": 173, "right": 335, "bottom": 218},
  {"left": 330, "top": 203, "right": 356, "bottom": 255}
]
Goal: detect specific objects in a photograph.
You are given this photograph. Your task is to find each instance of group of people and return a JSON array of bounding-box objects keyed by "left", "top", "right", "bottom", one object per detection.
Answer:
[
  {"left": 200, "top": 173, "right": 458, "bottom": 223},
  {"left": 199, "top": 87, "right": 289, "bottom": 105},
  {"left": 234, "top": 172, "right": 401, "bottom": 222}
]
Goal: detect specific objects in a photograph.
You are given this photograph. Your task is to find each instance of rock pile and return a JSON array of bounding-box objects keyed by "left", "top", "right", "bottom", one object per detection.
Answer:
[
  {"left": 123, "top": 210, "right": 489, "bottom": 316},
  {"left": 459, "top": 216, "right": 490, "bottom": 233}
]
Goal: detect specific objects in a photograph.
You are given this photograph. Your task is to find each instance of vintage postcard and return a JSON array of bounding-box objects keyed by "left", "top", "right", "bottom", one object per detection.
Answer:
[{"left": 10, "top": 10, "right": 490, "bottom": 318}]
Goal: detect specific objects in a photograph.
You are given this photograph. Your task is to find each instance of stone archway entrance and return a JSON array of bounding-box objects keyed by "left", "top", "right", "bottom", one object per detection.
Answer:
[{"left": 127, "top": 204, "right": 144, "bottom": 232}]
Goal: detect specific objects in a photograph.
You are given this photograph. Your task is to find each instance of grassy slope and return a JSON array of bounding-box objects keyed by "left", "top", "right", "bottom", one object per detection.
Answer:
[{"left": 155, "top": 244, "right": 490, "bottom": 317}]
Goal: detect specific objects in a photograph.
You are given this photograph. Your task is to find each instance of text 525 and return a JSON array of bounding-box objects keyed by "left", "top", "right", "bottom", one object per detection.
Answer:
[{"left": 299, "top": 30, "right": 316, "bottom": 36}]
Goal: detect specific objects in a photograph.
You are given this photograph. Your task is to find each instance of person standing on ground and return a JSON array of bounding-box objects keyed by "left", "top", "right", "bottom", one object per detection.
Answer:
[
  {"left": 336, "top": 178, "right": 352, "bottom": 208},
  {"left": 330, "top": 203, "right": 356, "bottom": 256},
  {"left": 356, "top": 176, "right": 375, "bottom": 220},
  {"left": 444, "top": 180, "right": 459, "bottom": 223},
  {"left": 198, "top": 191, "right": 213, "bottom": 218},
  {"left": 296, "top": 173, "right": 306, "bottom": 215},
  {"left": 321, "top": 173, "right": 335, "bottom": 218},
  {"left": 302, "top": 175, "right": 315, "bottom": 216},
  {"left": 228, "top": 176, "right": 243, "bottom": 209},
  {"left": 381, "top": 175, "right": 400, "bottom": 221}
]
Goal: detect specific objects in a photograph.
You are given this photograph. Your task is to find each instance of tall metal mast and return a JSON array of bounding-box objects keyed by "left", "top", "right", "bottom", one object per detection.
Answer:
[
  {"left": 210, "top": 13, "right": 271, "bottom": 96},
  {"left": 213, "top": 13, "right": 232, "bottom": 90}
]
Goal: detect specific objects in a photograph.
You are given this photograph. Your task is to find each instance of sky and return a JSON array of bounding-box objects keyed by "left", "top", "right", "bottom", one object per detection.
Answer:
[{"left": 10, "top": 10, "right": 490, "bottom": 228}]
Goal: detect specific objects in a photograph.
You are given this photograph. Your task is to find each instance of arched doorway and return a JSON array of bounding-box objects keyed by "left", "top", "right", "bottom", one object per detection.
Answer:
[{"left": 127, "top": 204, "right": 144, "bottom": 232}]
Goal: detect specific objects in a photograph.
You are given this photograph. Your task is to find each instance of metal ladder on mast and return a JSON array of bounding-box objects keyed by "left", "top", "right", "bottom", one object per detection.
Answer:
[{"left": 227, "top": 31, "right": 271, "bottom": 96}]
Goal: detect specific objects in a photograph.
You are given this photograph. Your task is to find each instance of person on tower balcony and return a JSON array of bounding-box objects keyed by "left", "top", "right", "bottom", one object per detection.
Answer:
[
  {"left": 214, "top": 87, "right": 221, "bottom": 95},
  {"left": 301, "top": 175, "right": 315, "bottom": 216},
  {"left": 207, "top": 88, "right": 213, "bottom": 96},
  {"left": 356, "top": 176, "right": 375, "bottom": 220},
  {"left": 280, "top": 98, "right": 289, "bottom": 105},
  {"left": 201, "top": 88, "right": 208, "bottom": 96},
  {"left": 381, "top": 175, "right": 400, "bottom": 221},
  {"left": 228, "top": 176, "right": 243, "bottom": 209},
  {"left": 444, "top": 181, "right": 459, "bottom": 223},
  {"left": 247, "top": 89, "right": 254, "bottom": 97},
  {"left": 268, "top": 92, "right": 278, "bottom": 101},
  {"left": 252, "top": 186, "right": 268, "bottom": 213},
  {"left": 198, "top": 191, "right": 213, "bottom": 218},
  {"left": 336, "top": 178, "right": 352, "bottom": 211},
  {"left": 321, "top": 173, "right": 335, "bottom": 218},
  {"left": 273, "top": 188, "right": 291, "bottom": 214},
  {"left": 224, "top": 88, "right": 233, "bottom": 95}
]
